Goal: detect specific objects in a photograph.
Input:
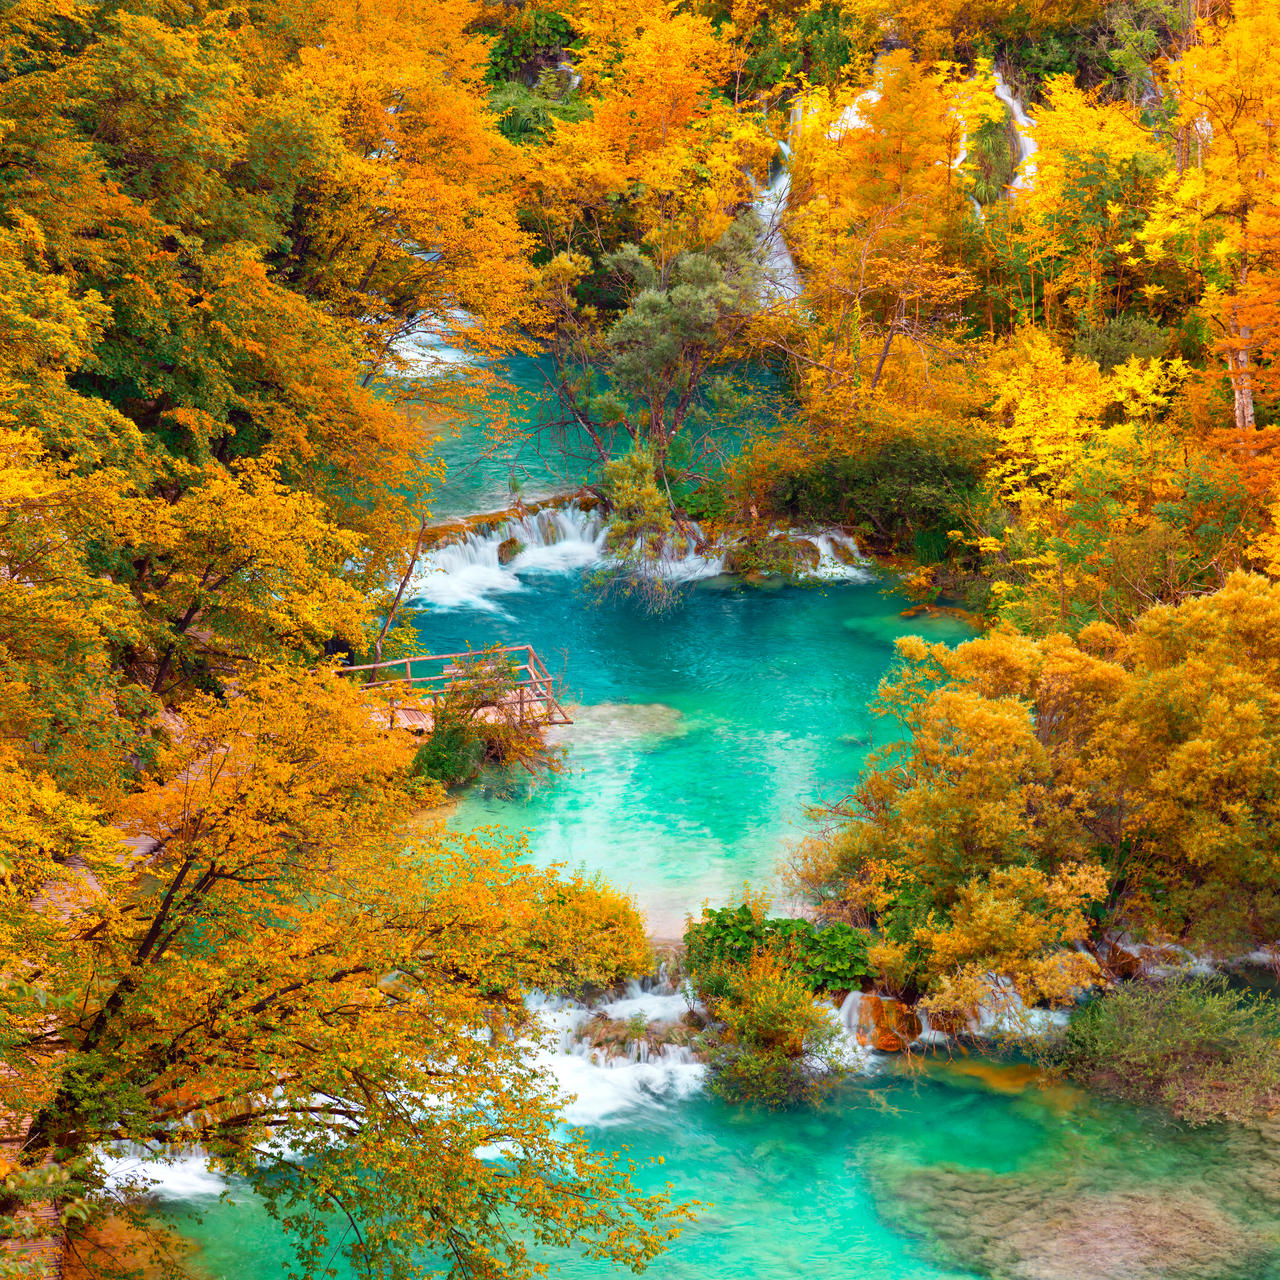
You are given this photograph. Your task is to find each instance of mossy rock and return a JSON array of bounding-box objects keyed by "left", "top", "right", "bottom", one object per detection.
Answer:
[
  {"left": 497, "top": 536, "right": 526, "bottom": 565},
  {"left": 830, "top": 538, "right": 862, "bottom": 567},
  {"left": 786, "top": 536, "right": 821, "bottom": 573}
]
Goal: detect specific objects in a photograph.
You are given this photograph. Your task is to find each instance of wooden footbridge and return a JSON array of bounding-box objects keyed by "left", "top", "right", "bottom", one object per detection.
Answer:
[{"left": 338, "top": 645, "right": 571, "bottom": 733}]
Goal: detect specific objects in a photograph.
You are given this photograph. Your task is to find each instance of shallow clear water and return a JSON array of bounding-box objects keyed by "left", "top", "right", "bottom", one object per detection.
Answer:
[
  {"left": 409, "top": 572, "right": 970, "bottom": 934},
  {"left": 158, "top": 1059, "right": 1280, "bottom": 1280}
]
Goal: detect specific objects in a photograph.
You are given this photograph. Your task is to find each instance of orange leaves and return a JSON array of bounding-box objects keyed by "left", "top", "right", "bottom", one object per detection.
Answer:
[
  {"left": 759, "top": 53, "right": 984, "bottom": 425},
  {"left": 1022, "top": 75, "right": 1157, "bottom": 228},
  {"left": 814, "top": 575, "right": 1280, "bottom": 998},
  {"left": 522, "top": 2, "right": 770, "bottom": 266},
  {"left": 11, "top": 665, "right": 682, "bottom": 1275}
]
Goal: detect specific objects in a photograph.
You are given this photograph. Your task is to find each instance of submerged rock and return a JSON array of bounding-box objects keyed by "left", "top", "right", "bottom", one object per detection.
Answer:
[
  {"left": 870, "top": 1118, "right": 1280, "bottom": 1280},
  {"left": 548, "top": 702, "right": 687, "bottom": 747},
  {"left": 891, "top": 1176, "right": 1270, "bottom": 1280}
]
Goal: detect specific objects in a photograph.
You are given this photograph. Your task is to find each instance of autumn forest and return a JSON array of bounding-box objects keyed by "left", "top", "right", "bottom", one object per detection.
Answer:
[{"left": 3, "top": 0, "right": 1280, "bottom": 1277}]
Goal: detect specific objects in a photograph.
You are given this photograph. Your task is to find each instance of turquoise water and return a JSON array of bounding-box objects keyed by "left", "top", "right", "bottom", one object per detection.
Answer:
[
  {"left": 423, "top": 356, "right": 787, "bottom": 519},
  {"left": 155, "top": 556, "right": 1280, "bottom": 1280},
  {"left": 161, "top": 1061, "right": 1280, "bottom": 1280},
  {"left": 411, "top": 573, "right": 970, "bottom": 933},
  {"left": 424, "top": 357, "right": 572, "bottom": 518}
]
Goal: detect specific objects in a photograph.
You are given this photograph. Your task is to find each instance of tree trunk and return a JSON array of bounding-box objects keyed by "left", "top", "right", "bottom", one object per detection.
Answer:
[{"left": 1226, "top": 295, "right": 1257, "bottom": 439}]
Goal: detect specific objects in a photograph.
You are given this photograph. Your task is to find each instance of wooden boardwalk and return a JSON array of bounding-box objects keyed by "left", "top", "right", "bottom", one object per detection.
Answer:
[
  {"left": 0, "top": 1104, "right": 65, "bottom": 1279},
  {"left": 339, "top": 645, "right": 571, "bottom": 733}
]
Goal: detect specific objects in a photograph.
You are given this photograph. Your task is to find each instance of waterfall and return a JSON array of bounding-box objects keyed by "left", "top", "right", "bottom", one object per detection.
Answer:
[
  {"left": 410, "top": 504, "right": 609, "bottom": 612},
  {"left": 409, "top": 501, "right": 871, "bottom": 612},
  {"left": 523, "top": 983, "right": 708, "bottom": 1129},
  {"left": 837, "top": 988, "right": 863, "bottom": 1034},
  {"left": 970, "top": 977, "right": 1070, "bottom": 1036},
  {"left": 101, "top": 1149, "right": 227, "bottom": 1199},
  {"left": 389, "top": 307, "right": 478, "bottom": 374},
  {"left": 753, "top": 147, "right": 802, "bottom": 303},
  {"left": 823, "top": 990, "right": 874, "bottom": 1070},
  {"left": 991, "top": 71, "right": 1038, "bottom": 193}
]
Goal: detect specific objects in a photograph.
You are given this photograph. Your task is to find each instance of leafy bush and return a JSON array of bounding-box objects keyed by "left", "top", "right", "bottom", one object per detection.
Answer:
[
  {"left": 701, "top": 951, "right": 847, "bottom": 1108},
  {"left": 1074, "top": 314, "right": 1169, "bottom": 370},
  {"left": 601, "top": 447, "right": 673, "bottom": 556},
  {"left": 1055, "top": 978, "right": 1280, "bottom": 1125},
  {"left": 968, "top": 110, "right": 1016, "bottom": 206},
  {"left": 684, "top": 904, "right": 872, "bottom": 992},
  {"left": 485, "top": 9, "right": 574, "bottom": 85},
  {"left": 488, "top": 75, "right": 590, "bottom": 144},
  {"left": 409, "top": 718, "right": 485, "bottom": 786},
  {"left": 406, "top": 648, "right": 564, "bottom": 787},
  {"left": 732, "top": 1, "right": 873, "bottom": 93},
  {"left": 761, "top": 437, "right": 980, "bottom": 555}
]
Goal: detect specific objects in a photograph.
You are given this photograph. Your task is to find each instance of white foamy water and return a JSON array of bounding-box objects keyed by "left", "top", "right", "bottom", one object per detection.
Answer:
[
  {"left": 600, "top": 988, "right": 694, "bottom": 1024},
  {"left": 100, "top": 1150, "right": 227, "bottom": 1199},
  {"left": 992, "top": 70, "right": 1038, "bottom": 192},
  {"left": 390, "top": 309, "right": 479, "bottom": 373},
  {"left": 409, "top": 501, "right": 871, "bottom": 612},
  {"left": 826, "top": 992, "right": 875, "bottom": 1072},
  {"left": 753, "top": 158, "right": 802, "bottom": 303},
  {"left": 521, "top": 989, "right": 707, "bottom": 1130},
  {"left": 409, "top": 504, "right": 608, "bottom": 612}
]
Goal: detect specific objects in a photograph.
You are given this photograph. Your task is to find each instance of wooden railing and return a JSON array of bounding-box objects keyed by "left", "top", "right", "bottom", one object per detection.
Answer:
[{"left": 337, "top": 646, "right": 571, "bottom": 726}]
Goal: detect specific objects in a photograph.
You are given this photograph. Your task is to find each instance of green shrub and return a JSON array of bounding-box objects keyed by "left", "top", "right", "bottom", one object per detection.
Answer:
[
  {"left": 701, "top": 950, "right": 847, "bottom": 1108},
  {"left": 484, "top": 9, "right": 574, "bottom": 85},
  {"left": 488, "top": 76, "right": 590, "bottom": 145},
  {"left": 1055, "top": 978, "right": 1280, "bottom": 1125},
  {"left": 766, "top": 437, "right": 980, "bottom": 555},
  {"left": 1073, "top": 314, "right": 1169, "bottom": 371},
  {"left": 968, "top": 110, "right": 1016, "bottom": 206},
  {"left": 684, "top": 905, "right": 872, "bottom": 992},
  {"left": 405, "top": 647, "right": 564, "bottom": 787},
  {"left": 409, "top": 718, "right": 485, "bottom": 787}
]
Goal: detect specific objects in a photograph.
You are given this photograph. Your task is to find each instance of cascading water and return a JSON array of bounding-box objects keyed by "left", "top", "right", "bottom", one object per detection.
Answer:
[
  {"left": 410, "top": 504, "right": 609, "bottom": 612},
  {"left": 991, "top": 70, "right": 1038, "bottom": 191},
  {"left": 753, "top": 146, "right": 803, "bottom": 303},
  {"left": 408, "top": 500, "right": 871, "bottom": 612}
]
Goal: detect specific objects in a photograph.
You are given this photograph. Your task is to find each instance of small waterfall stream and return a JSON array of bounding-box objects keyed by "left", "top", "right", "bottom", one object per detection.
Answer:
[
  {"left": 408, "top": 500, "right": 870, "bottom": 612},
  {"left": 752, "top": 150, "right": 803, "bottom": 303},
  {"left": 991, "top": 69, "right": 1038, "bottom": 191}
]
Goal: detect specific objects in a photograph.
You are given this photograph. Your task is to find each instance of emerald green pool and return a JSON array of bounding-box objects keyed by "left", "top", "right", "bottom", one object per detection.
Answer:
[
  {"left": 416, "top": 572, "right": 971, "bottom": 934},
  {"left": 159, "top": 1056, "right": 1280, "bottom": 1280}
]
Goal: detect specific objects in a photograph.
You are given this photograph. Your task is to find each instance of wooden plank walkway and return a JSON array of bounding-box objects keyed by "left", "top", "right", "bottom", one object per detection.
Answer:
[
  {"left": 0, "top": 1104, "right": 65, "bottom": 1279},
  {"left": 339, "top": 645, "right": 571, "bottom": 734}
]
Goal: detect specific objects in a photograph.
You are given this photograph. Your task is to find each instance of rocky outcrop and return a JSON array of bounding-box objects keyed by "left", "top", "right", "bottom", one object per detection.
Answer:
[
  {"left": 496, "top": 536, "right": 525, "bottom": 565},
  {"left": 848, "top": 993, "right": 922, "bottom": 1052},
  {"left": 578, "top": 1010, "right": 704, "bottom": 1061}
]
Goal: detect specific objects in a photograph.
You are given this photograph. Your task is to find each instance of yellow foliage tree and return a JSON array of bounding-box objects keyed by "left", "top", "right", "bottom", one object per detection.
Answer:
[
  {"left": 797, "top": 574, "right": 1280, "bottom": 1015},
  {"left": 7, "top": 667, "right": 681, "bottom": 1278},
  {"left": 1131, "top": 0, "right": 1280, "bottom": 438}
]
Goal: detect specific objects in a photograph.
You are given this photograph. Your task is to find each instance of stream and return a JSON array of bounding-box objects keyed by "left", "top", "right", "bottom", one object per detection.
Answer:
[{"left": 140, "top": 394, "right": 1280, "bottom": 1280}]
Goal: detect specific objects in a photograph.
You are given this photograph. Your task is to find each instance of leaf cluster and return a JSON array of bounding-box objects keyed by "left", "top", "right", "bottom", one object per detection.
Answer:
[
  {"left": 1055, "top": 978, "right": 1280, "bottom": 1125},
  {"left": 683, "top": 904, "right": 872, "bottom": 992}
]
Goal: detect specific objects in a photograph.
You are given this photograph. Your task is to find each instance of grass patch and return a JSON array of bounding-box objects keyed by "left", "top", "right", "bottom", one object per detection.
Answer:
[{"left": 1055, "top": 977, "right": 1280, "bottom": 1125}]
